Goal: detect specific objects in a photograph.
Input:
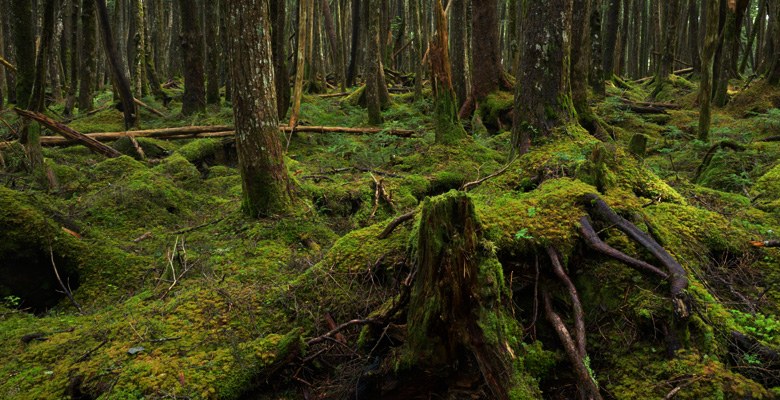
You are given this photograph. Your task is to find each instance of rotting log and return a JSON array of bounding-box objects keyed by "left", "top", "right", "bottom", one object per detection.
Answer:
[
  {"left": 13, "top": 108, "right": 121, "bottom": 158},
  {"left": 692, "top": 140, "right": 746, "bottom": 183},
  {"left": 583, "top": 193, "right": 691, "bottom": 320},
  {"left": 632, "top": 67, "right": 693, "bottom": 83},
  {"left": 401, "top": 191, "right": 525, "bottom": 399},
  {"left": 134, "top": 98, "right": 165, "bottom": 117},
  {"left": 619, "top": 98, "right": 682, "bottom": 109}
]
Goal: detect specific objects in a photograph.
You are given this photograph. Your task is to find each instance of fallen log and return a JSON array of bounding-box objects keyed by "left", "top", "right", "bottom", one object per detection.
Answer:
[
  {"left": 0, "top": 56, "right": 16, "bottom": 73},
  {"left": 14, "top": 108, "right": 122, "bottom": 158},
  {"left": 134, "top": 98, "right": 165, "bottom": 117},
  {"left": 619, "top": 98, "right": 682, "bottom": 109},
  {"left": 633, "top": 68, "right": 693, "bottom": 83},
  {"left": 318, "top": 92, "right": 350, "bottom": 98},
  {"left": 619, "top": 104, "right": 669, "bottom": 114}
]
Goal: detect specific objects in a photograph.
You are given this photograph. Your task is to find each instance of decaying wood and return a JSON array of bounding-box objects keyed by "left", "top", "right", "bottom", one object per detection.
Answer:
[
  {"left": 580, "top": 216, "right": 670, "bottom": 279},
  {"left": 377, "top": 210, "right": 417, "bottom": 239},
  {"left": 134, "top": 98, "right": 165, "bottom": 117},
  {"left": 0, "top": 56, "right": 16, "bottom": 72},
  {"left": 583, "top": 193, "right": 690, "bottom": 319},
  {"left": 620, "top": 98, "right": 682, "bottom": 109},
  {"left": 633, "top": 68, "right": 693, "bottom": 83},
  {"left": 318, "top": 92, "right": 350, "bottom": 98},
  {"left": 14, "top": 108, "right": 122, "bottom": 158},
  {"left": 541, "top": 290, "right": 603, "bottom": 400},
  {"left": 619, "top": 103, "right": 669, "bottom": 114},
  {"left": 757, "top": 135, "right": 780, "bottom": 142},
  {"left": 748, "top": 240, "right": 780, "bottom": 248},
  {"left": 324, "top": 313, "right": 347, "bottom": 343},
  {"left": 0, "top": 115, "right": 19, "bottom": 138}
]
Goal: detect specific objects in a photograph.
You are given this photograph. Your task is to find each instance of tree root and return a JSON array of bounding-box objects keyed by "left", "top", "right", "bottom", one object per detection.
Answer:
[
  {"left": 547, "top": 246, "right": 586, "bottom": 357},
  {"left": 377, "top": 210, "right": 417, "bottom": 239},
  {"left": 692, "top": 140, "right": 746, "bottom": 184},
  {"left": 583, "top": 193, "right": 691, "bottom": 320},
  {"left": 541, "top": 289, "right": 602, "bottom": 400},
  {"left": 580, "top": 216, "right": 669, "bottom": 280}
]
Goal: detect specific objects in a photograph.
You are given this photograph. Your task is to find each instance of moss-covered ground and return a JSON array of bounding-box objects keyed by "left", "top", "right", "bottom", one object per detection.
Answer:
[{"left": 3, "top": 75, "right": 780, "bottom": 399}]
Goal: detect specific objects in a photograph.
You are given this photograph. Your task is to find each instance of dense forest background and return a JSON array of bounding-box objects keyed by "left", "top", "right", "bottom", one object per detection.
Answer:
[{"left": 4, "top": 0, "right": 780, "bottom": 399}]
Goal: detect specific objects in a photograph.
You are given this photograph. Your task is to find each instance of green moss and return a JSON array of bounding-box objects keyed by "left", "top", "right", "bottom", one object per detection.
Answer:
[{"left": 176, "top": 138, "right": 222, "bottom": 163}]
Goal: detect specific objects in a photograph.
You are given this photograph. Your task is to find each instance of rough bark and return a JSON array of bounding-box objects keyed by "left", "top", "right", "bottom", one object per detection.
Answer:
[
  {"left": 430, "top": 0, "right": 465, "bottom": 144},
  {"left": 689, "top": 0, "right": 701, "bottom": 75},
  {"left": 366, "top": 0, "right": 383, "bottom": 125},
  {"left": 321, "top": 0, "right": 347, "bottom": 92},
  {"left": 449, "top": 0, "right": 467, "bottom": 108},
  {"left": 28, "top": 0, "right": 58, "bottom": 112},
  {"left": 768, "top": 0, "right": 780, "bottom": 84},
  {"left": 470, "top": 0, "right": 503, "bottom": 102},
  {"left": 412, "top": 0, "right": 423, "bottom": 101},
  {"left": 270, "top": 0, "right": 289, "bottom": 118},
  {"left": 64, "top": 0, "right": 80, "bottom": 115},
  {"left": 177, "top": 0, "right": 206, "bottom": 115},
  {"left": 714, "top": 2, "right": 740, "bottom": 105},
  {"left": 96, "top": 0, "right": 137, "bottom": 129},
  {"left": 2, "top": 0, "right": 16, "bottom": 104},
  {"left": 11, "top": 0, "right": 35, "bottom": 108},
  {"left": 698, "top": 0, "right": 720, "bottom": 141},
  {"left": 571, "top": 0, "right": 609, "bottom": 142},
  {"left": 602, "top": 0, "right": 621, "bottom": 79},
  {"left": 660, "top": 0, "right": 681, "bottom": 80},
  {"left": 589, "top": 0, "right": 605, "bottom": 96},
  {"left": 131, "top": 0, "right": 146, "bottom": 98},
  {"left": 142, "top": 1, "right": 164, "bottom": 99},
  {"left": 513, "top": 0, "right": 576, "bottom": 156},
  {"left": 290, "top": 0, "right": 310, "bottom": 127},
  {"left": 226, "top": 0, "right": 296, "bottom": 217},
  {"left": 78, "top": 0, "right": 97, "bottom": 112},
  {"left": 204, "top": 0, "right": 220, "bottom": 104},
  {"left": 347, "top": 0, "right": 361, "bottom": 86},
  {"left": 14, "top": 108, "right": 122, "bottom": 158}
]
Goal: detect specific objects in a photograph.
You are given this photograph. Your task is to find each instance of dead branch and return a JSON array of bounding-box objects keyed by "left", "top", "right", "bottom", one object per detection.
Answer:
[
  {"left": 619, "top": 98, "right": 682, "bottom": 109},
  {"left": 583, "top": 193, "right": 690, "bottom": 319},
  {"left": 749, "top": 240, "right": 780, "bottom": 248},
  {"left": 132, "top": 231, "right": 152, "bottom": 243},
  {"left": 661, "top": 376, "right": 704, "bottom": 400},
  {"left": 580, "top": 216, "right": 670, "bottom": 280},
  {"left": 85, "top": 103, "right": 111, "bottom": 115},
  {"left": 0, "top": 114, "right": 19, "bottom": 138},
  {"left": 692, "top": 140, "right": 746, "bottom": 183},
  {"left": 377, "top": 210, "right": 417, "bottom": 239},
  {"left": 541, "top": 290, "right": 603, "bottom": 400},
  {"left": 547, "top": 246, "right": 586, "bottom": 358},
  {"left": 633, "top": 68, "right": 693, "bottom": 83},
  {"left": 306, "top": 318, "right": 377, "bottom": 346},
  {"left": 460, "top": 155, "right": 518, "bottom": 191},
  {"left": 757, "top": 135, "right": 780, "bottom": 142},
  {"left": 0, "top": 56, "right": 16, "bottom": 72},
  {"left": 134, "top": 98, "right": 165, "bottom": 117},
  {"left": 72, "top": 340, "right": 108, "bottom": 365},
  {"left": 14, "top": 108, "right": 122, "bottom": 158},
  {"left": 49, "top": 243, "right": 85, "bottom": 314},
  {"left": 318, "top": 92, "right": 350, "bottom": 98},
  {"left": 148, "top": 336, "right": 182, "bottom": 343},
  {"left": 126, "top": 134, "right": 145, "bottom": 160},
  {"left": 300, "top": 174, "right": 335, "bottom": 182},
  {"left": 370, "top": 173, "right": 381, "bottom": 219}
]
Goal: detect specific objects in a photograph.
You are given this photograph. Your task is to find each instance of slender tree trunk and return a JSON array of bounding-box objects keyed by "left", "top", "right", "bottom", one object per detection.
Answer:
[
  {"left": 618, "top": 0, "right": 633, "bottom": 77},
  {"left": 366, "top": 0, "right": 383, "bottom": 124},
  {"left": 347, "top": 0, "right": 361, "bottom": 86},
  {"left": 689, "top": 0, "right": 701, "bottom": 75},
  {"left": 412, "top": 0, "right": 423, "bottom": 100},
  {"left": 131, "top": 0, "right": 146, "bottom": 98},
  {"left": 177, "top": 0, "right": 206, "bottom": 115},
  {"left": 29, "top": 0, "right": 58, "bottom": 111},
  {"left": 220, "top": 0, "right": 231, "bottom": 102},
  {"left": 602, "top": 0, "right": 621, "bottom": 79},
  {"left": 651, "top": 0, "right": 662, "bottom": 74},
  {"left": 12, "top": 0, "right": 36, "bottom": 108},
  {"left": 143, "top": 1, "right": 163, "bottom": 99},
  {"left": 64, "top": 0, "right": 80, "bottom": 115},
  {"left": 48, "top": 4, "right": 64, "bottom": 103},
  {"left": 2, "top": 0, "right": 17, "bottom": 105},
  {"left": 449, "top": 0, "right": 466, "bottom": 108},
  {"left": 740, "top": 0, "right": 764, "bottom": 74},
  {"left": 78, "top": 0, "right": 97, "bottom": 111},
  {"left": 660, "top": 0, "right": 680, "bottom": 79},
  {"left": 572, "top": 0, "right": 608, "bottom": 141},
  {"left": 589, "top": 0, "right": 605, "bottom": 96},
  {"left": 96, "top": 0, "right": 137, "bottom": 129},
  {"left": 204, "top": 0, "right": 220, "bottom": 104},
  {"left": 431, "top": 0, "right": 465, "bottom": 144},
  {"left": 290, "top": 0, "right": 310, "bottom": 127},
  {"left": 699, "top": 0, "right": 720, "bottom": 141},
  {"left": 225, "top": 0, "right": 296, "bottom": 218},
  {"left": 513, "top": 0, "right": 577, "bottom": 156},
  {"left": 321, "top": 0, "right": 347, "bottom": 92},
  {"left": 769, "top": 0, "right": 780, "bottom": 84}
]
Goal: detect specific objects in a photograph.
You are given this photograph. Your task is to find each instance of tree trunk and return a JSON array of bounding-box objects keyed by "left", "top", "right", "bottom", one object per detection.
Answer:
[
  {"left": 602, "top": 0, "right": 621, "bottom": 79},
  {"left": 225, "top": 0, "right": 296, "bottom": 218},
  {"left": 64, "top": 0, "right": 80, "bottom": 115},
  {"left": 2, "top": 0, "right": 17, "bottom": 105},
  {"left": 177, "top": 0, "right": 206, "bottom": 115},
  {"left": 660, "top": 0, "right": 680, "bottom": 80},
  {"left": 404, "top": 191, "right": 526, "bottom": 400},
  {"left": 513, "top": 0, "right": 576, "bottom": 156},
  {"left": 618, "top": 0, "right": 633, "bottom": 77},
  {"left": 347, "top": 0, "right": 361, "bottom": 86},
  {"left": 431, "top": 0, "right": 465, "bottom": 144},
  {"left": 769, "top": 0, "right": 780, "bottom": 84},
  {"left": 589, "top": 0, "right": 605, "bottom": 96},
  {"left": 96, "top": 0, "right": 137, "bottom": 129},
  {"left": 572, "top": 0, "right": 608, "bottom": 142},
  {"left": 689, "top": 0, "right": 701, "bottom": 75},
  {"left": 699, "top": 0, "right": 720, "bottom": 141},
  {"left": 470, "top": 0, "right": 503, "bottom": 101},
  {"left": 713, "top": 2, "right": 739, "bottom": 105},
  {"left": 131, "top": 0, "right": 145, "bottom": 98},
  {"left": 321, "top": 0, "right": 347, "bottom": 92},
  {"left": 142, "top": 1, "right": 164, "bottom": 99},
  {"left": 79, "top": 0, "right": 97, "bottom": 112},
  {"left": 449, "top": 0, "right": 467, "bottom": 108},
  {"left": 11, "top": 0, "right": 36, "bottom": 108},
  {"left": 270, "top": 0, "right": 290, "bottom": 118},
  {"left": 290, "top": 0, "right": 310, "bottom": 127},
  {"left": 204, "top": 0, "right": 220, "bottom": 104},
  {"left": 366, "top": 0, "right": 383, "bottom": 125}
]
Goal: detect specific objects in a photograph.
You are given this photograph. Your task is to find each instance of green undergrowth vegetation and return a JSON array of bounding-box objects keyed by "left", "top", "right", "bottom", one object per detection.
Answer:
[{"left": 2, "top": 75, "right": 780, "bottom": 399}]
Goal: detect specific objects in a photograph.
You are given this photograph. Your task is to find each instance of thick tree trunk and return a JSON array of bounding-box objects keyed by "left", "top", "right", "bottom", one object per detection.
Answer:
[
  {"left": 602, "top": 0, "right": 621, "bottom": 79},
  {"left": 11, "top": 0, "right": 35, "bottom": 108},
  {"left": 79, "top": 0, "right": 97, "bottom": 112},
  {"left": 470, "top": 0, "right": 504, "bottom": 102},
  {"left": 699, "top": 0, "right": 720, "bottom": 141},
  {"left": 766, "top": 1, "right": 780, "bottom": 84},
  {"left": 431, "top": 0, "right": 465, "bottom": 144},
  {"left": 589, "top": 0, "right": 605, "bottom": 96},
  {"left": 449, "top": 0, "right": 467, "bottom": 108},
  {"left": 96, "top": 0, "right": 137, "bottom": 129},
  {"left": 714, "top": 2, "right": 739, "bottom": 105},
  {"left": 142, "top": 1, "right": 164, "bottom": 99},
  {"left": 177, "top": 0, "right": 206, "bottom": 115},
  {"left": 513, "top": 0, "right": 576, "bottom": 156},
  {"left": 226, "top": 0, "right": 296, "bottom": 217},
  {"left": 572, "top": 0, "right": 608, "bottom": 142},
  {"left": 204, "top": 0, "right": 220, "bottom": 104}
]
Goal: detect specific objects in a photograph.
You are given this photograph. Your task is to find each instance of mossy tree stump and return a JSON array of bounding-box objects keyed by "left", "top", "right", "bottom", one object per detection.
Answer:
[{"left": 404, "top": 191, "right": 528, "bottom": 399}]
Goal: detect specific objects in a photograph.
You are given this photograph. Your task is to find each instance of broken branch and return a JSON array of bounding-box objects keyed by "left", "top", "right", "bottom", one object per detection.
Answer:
[
  {"left": 14, "top": 108, "right": 122, "bottom": 158},
  {"left": 377, "top": 210, "right": 417, "bottom": 239}
]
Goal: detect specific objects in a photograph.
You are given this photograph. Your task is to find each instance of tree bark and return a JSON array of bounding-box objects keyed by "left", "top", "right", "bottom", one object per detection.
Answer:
[
  {"left": 177, "top": 0, "right": 206, "bottom": 115},
  {"left": 449, "top": 0, "right": 467, "bottom": 108},
  {"left": 347, "top": 0, "right": 361, "bottom": 86},
  {"left": 96, "top": 0, "right": 137, "bottom": 129},
  {"left": 226, "top": 0, "right": 297, "bottom": 218},
  {"left": 689, "top": 0, "right": 701, "bottom": 75},
  {"left": 11, "top": 0, "right": 35, "bottom": 108},
  {"left": 142, "top": 1, "right": 164, "bottom": 99},
  {"left": 131, "top": 0, "right": 146, "bottom": 98},
  {"left": 321, "top": 0, "right": 347, "bottom": 92},
  {"left": 290, "top": 0, "right": 310, "bottom": 127},
  {"left": 513, "top": 0, "right": 576, "bottom": 156},
  {"left": 270, "top": 0, "right": 289, "bottom": 118},
  {"left": 1, "top": 0, "right": 17, "bottom": 105},
  {"left": 589, "top": 0, "right": 605, "bottom": 96},
  {"left": 571, "top": 0, "right": 609, "bottom": 141},
  {"left": 204, "top": 0, "right": 220, "bottom": 104},
  {"left": 79, "top": 0, "right": 98, "bottom": 112},
  {"left": 469, "top": 0, "right": 506, "bottom": 103},
  {"left": 366, "top": 0, "right": 383, "bottom": 125},
  {"left": 602, "top": 0, "right": 621, "bottom": 79},
  {"left": 699, "top": 0, "right": 720, "bottom": 141},
  {"left": 431, "top": 0, "right": 465, "bottom": 144},
  {"left": 29, "top": 0, "right": 58, "bottom": 112}
]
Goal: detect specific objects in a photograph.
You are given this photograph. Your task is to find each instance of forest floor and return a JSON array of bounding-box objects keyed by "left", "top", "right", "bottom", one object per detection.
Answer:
[{"left": 3, "top": 74, "right": 780, "bottom": 399}]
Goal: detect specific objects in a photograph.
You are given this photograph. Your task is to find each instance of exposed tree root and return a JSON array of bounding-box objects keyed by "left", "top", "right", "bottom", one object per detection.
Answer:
[
  {"left": 547, "top": 246, "right": 586, "bottom": 357},
  {"left": 580, "top": 216, "right": 669, "bottom": 280},
  {"left": 541, "top": 289, "right": 603, "bottom": 400},
  {"left": 377, "top": 210, "right": 417, "bottom": 239},
  {"left": 692, "top": 140, "right": 746, "bottom": 184},
  {"left": 583, "top": 193, "right": 691, "bottom": 320}
]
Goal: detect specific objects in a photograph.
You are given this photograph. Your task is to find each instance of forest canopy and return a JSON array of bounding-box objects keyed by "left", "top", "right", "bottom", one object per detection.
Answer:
[{"left": 3, "top": 0, "right": 780, "bottom": 399}]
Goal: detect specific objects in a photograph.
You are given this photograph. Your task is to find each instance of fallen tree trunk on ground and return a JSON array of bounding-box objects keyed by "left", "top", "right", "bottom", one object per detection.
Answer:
[
  {"left": 620, "top": 98, "right": 682, "bottom": 109},
  {"left": 633, "top": 68, "right": 693, "bottom": 83},
  {"left": 1, "top": 125, "right": 416, "bottom": 148},
  {"left": 14, "top": 108, "right": 122, "bottom": 158}
]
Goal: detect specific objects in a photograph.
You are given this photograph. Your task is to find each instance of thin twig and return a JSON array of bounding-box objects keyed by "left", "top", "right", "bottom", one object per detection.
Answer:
[
  {"left": 460, "top": 155, "right": 518, "bottom": 191},
  {"left": 306, "top": 318, "right": 377, "bottom": 345},
  {"left": 49, "top": 243, "right": 84, "bottom": 314}
]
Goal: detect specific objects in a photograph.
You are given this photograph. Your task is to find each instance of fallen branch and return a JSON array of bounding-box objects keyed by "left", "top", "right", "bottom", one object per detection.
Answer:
[
  {"left": 14, "top": 108, "right": 122, "bottom": 158},
  {"left": 460, "top": 155, "right": 517, "bottom": 191},
  {"left": 619, "top": 98, "right": 682, "bottom": 109},
  {"left": 134, "top": 98, "right": 165, "bottom": 117},
  {"left": 318, "top": 92, "right": 350, "bottom": 98},
  {"left": 148, "top": 336, "right": 182, "bottom": 343},
  {"left": 0, "top": 114, "right": 19, "bottom": 138},
  {"left": 0, "top": 56, "right": 16, "bottom": 72},
  {"left": 541, "top": 290, "right": 603, "bottom": 400},
  {"left": 633, "top": 68, "right": 693, "bottom": 83},
  {"left": 748, "top": 240, "right": 780, "bottom": 248},
  {"left": 85, "top": 103, "right": 111, "bottom": 115},
  {"left": 757, "top": 135, "right": 780, "bottom": 143},
  {"left": 580, "top": 216, "right": 669, "bottom": 279},
  {"left": 583, "top": 193, "right": 690, "bottom": 319},
  {"left": 619, "top": 104, "right": 669, "bottom": 114},
  {"left": 661, "top": 376, "right": 704, "bottom": 400},
  {"left": 377, "top": 210, "right": 417, "bottom": 239},
  {"left": 306, "top": 318, "right": 377, "bottom": 345},
  {"left": 131, "top": 232, "right": 152, "bottom": 243},
  {"left": 72, "top": 340, "right": 108, "bottom": 364},
  {"left": 49, "top": 243, "right": 85, "bottom": 314}
]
